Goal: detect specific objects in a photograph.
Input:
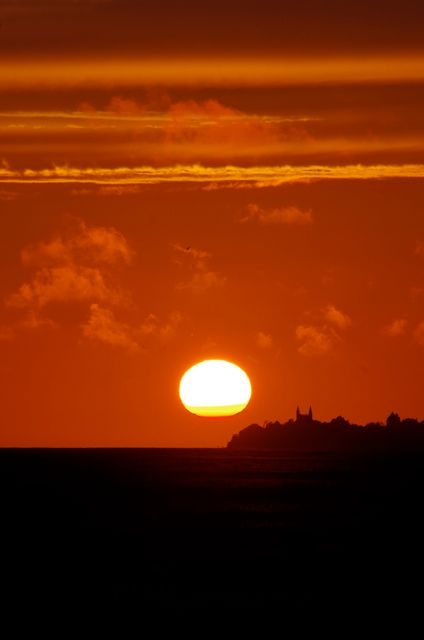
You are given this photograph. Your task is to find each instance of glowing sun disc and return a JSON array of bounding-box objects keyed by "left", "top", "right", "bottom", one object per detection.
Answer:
[{"left": 179, "top": 359, "right": 252, "bottom": 417}]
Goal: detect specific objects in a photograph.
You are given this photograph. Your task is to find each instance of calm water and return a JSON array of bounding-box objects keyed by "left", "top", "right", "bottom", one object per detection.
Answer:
[{"left": 1, "top": 448, "right": 423, "bottom": 622}]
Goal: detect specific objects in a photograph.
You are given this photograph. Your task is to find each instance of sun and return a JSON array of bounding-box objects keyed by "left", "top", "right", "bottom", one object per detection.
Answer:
[{"left": 179, "top": 359, "right": 252, "bottom": 417}]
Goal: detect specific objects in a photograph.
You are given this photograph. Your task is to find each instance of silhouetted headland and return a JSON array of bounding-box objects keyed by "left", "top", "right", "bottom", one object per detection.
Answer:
[{"left": 227, "top": 407, "right": 424, "bottom": 452}]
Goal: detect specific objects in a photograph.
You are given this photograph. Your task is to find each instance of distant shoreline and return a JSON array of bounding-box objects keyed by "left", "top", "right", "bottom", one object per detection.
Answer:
[{"left": 227, "top": 412, "right": 424, "bottom": 452}]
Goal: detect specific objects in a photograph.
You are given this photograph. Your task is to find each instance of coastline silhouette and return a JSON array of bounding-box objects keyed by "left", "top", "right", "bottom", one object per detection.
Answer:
[{"left": 227, "top": 407, "right": 424, "bottom": 452}]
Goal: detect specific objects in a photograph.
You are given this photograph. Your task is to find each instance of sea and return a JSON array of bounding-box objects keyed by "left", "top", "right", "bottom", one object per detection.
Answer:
[{"left": 1, "top": 447, "right": 423, "bottom": 628}]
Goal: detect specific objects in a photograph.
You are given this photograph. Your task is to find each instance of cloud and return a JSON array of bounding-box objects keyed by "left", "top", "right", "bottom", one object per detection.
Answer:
[
  {"left": 256, "top": 332, "right": 273, "bottom": 349},
  {"left": 168, "top": 99, "right": 240, "bottom": 119},
  {"left": 172, "top": 243, "right": 211, "bottom": 270},
  {"left": 296, "top": 303, "right": 351, "bottom": 356},
  {"left": 20, "top": 237, "right": 70, "bottom": 268},
  {"left": 383, "top": 318, "right": 408, "bottom": 337},
  {"left": 67, "top": 95, "right": 297, "bottom": 164},
  {"left": 19, "top": 311, "right": 56, "bottom": 330},
  {"left": 173, "top": 243, "right": 226, "bottom": 293},
  {"left": 79, "top": 88, "right": 171, "bottom": 116},
  {"left": 241, "top": 203, "right": 313, "bottom": 225},
  {"left": 2, "top": 54, "right": 424, "bottom": 89},
  {"left": 105, "top": 96, "right": 145, "bottom": 115},
  {"left": 176, "top": 271, "right": 227, "bottom": 293},
  {"left": 160, "top": 99, "right": 293, "bottom": 156},
  {"left": 81, "top": 304, "right": 139, "bottom": 352},
  {"left": 10, "top": 97, "right": 424, "bottom": 168},
  {"left": 71, "top": 186, "right": 143, "bottom": 197},
  {"left": 4, "top": 101, "right": 424, "bottom": 166},
  {"left": 81, "top": 307, "right": 183, "bottom": 352},
  {"left": 72, "top": 222, "right": 134, "bottom": 265},
  {"left": 0, "top": 189, "right": 18, "bottom": 201},
  {"left": 7, "top": 265, "right": 117, "bottom": 311},
  {"left": 140, "top": 311, "right": 182, "bottom": 340},
  {"left": 6, "top": 219, "right": 133, "bottom": 339},
  {"left": 3, "top": 164, "right": 424, "bottom": 186},
  {"left": 296, "top": 324, "right": 335, "bottom": 357},
  {"left": 413, "top": 322, "right": 424, "bottom": 346},
  {"left": 21, "top": 219, "right": 133, "bottom": 267},
  {"left": 5, "top": 219, "right": 186, "bottom": 350},
  {"left": 323, "top": 304, "right": 352, "bottom": 330}
]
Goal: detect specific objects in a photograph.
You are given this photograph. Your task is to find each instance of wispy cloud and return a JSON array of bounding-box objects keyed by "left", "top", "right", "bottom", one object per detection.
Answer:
[
  {"left": 7, "top": 265, "right": 117, "bottom": 311},
  {"left": 296, "top": 324, "right": 336, "bottom": 357},
  {"left": 19, "top": 311, "right": 56, "bottom": 331},
  {"left": 323, "top": 304, "right": 352, "bottom": 330},
  {"left": 241, "top": 203, "right": 313, "bottom": 225},
  {"left": 172, "top": 243, "right": 211, "bottom": 270},
  {"left": 2, "top": 164, "right": 424, "bottom": 185},
  {"left": 72, "top": 185, "right": 143, "bottom": 197},
  {"left": 382, "top": 318, "right": 408, "bottom": 337},
  {"left": 176, "top": 271, "right": 226, "bottom": 293},
  {"left": 21, "top": 221, "right": 133, "bottom": 268},
  {"left": 0, "top": 97, "right": 309, "bottom": 165},
  {"left": 140, "top": 311, "right": 182, "bottom": 340},
  {"left": 4, "top": 105, "right": 424, "bottom": 166},
  {"left": 81, "top": 307, "right": 183, "bottom": 353},
  {"left": 256, "top": 332, "right": 273, "bottom": 349},
  {"left": 173, "top": 243, "right": 226, "bottom": 293},
  {"left": 81, "top": 304, "right": 139, "bottom": 352},
  {"left": 0, "top": 189, "right": 18, "bottom": 200},
  {"left": 296, "top": 304, "right": 351, "bottom": 356}
]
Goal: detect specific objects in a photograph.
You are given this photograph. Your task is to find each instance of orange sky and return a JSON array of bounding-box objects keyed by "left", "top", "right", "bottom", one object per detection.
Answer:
[{"left": 1, "top": 0, "right": 424, "bottom": 446}]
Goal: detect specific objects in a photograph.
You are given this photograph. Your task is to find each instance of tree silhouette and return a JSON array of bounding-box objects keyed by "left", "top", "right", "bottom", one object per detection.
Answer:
[
  {"left": 386, "top": 412, "right": 401, "bottom": 429},
  {"left": 228, "top": 410, "right": 424, "bottom": 452}
]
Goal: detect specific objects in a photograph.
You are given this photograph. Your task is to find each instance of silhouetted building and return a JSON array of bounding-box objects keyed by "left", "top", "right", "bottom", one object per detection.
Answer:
[
  {"left": 227, "top": 409, "right": 424, "bottom": 451},
  {"left": 296, "top": 406, "right": 313, "bottom": 425}
]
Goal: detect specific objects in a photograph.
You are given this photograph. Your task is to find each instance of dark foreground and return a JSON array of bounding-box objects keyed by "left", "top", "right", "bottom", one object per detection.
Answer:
[{"left": 1, "top": 448, "right": 423, "bottom": 627}]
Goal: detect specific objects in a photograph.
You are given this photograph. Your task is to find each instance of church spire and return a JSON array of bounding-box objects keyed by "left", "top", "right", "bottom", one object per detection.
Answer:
[{"left": 296, "top": 406, "right": 313, "bottom": 424}]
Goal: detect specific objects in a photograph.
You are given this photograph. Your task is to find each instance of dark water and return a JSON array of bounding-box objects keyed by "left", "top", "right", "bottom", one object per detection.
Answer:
[{"left": 1, "top": 448, "right": 423, "bottom": 625}]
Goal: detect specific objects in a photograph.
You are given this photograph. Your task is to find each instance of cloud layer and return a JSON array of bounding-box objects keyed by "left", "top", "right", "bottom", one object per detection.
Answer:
[
  {"left": 2, "top": 55, "right": 424, "bottom": 89},
  {"left": 2, "top": 164, "right": 424, "bottom": 185}
]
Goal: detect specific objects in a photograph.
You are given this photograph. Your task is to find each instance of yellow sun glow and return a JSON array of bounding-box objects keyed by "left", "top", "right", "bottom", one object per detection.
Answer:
[{"left": 179, "top": 359, "right": 252, "bottom": 417}]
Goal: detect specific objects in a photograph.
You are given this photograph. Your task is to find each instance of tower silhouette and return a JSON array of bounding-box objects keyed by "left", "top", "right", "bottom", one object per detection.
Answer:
[{"left": 296, "top": 406, "right": 313, "bottom": 424}]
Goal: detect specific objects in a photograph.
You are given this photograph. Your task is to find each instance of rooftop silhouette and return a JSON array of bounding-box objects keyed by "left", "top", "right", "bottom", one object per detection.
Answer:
[{"left": 227, "top": 408, "right": 424, "bottom": 452}]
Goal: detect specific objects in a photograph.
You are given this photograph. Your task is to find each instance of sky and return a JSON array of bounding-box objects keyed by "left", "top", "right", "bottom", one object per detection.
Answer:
[{"left": 1, "top": 0, "right": 424, "bottom": 446}]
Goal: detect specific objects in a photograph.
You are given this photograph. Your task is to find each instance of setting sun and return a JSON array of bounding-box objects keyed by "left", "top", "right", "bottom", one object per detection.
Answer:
[{"left": 179, "top": 359, "right": 252, "bottom": 417}]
